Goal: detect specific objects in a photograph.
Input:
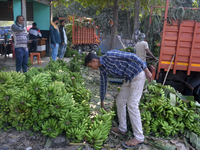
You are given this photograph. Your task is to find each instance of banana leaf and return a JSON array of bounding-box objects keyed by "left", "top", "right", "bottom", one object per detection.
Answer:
[
  {"left": 44, "top": 137, "right": 52, "bottom": 148},
  {"left": 147, "top": 140, "right": 176, "bottom": 150}
]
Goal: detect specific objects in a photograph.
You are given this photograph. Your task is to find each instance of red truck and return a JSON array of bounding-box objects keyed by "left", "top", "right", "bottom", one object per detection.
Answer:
[
  {"left": 60, "top": 15, "right": 100, "bottom": 52},
  {"left": 151, "top": 0, "right": 200, "bottom": 102}
]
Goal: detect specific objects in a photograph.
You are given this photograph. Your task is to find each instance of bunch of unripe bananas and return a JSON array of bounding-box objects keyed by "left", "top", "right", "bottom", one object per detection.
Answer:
[
  {"left": 66, "top": 85, "right": 91, "bottom": 103},
  {"left": 140, "top": 82, "right": 200, "bottom": 137},
  {"left": 84, "top": 108, "right": 115, "bottom": 150},
  {"left": 0, "top": 58, "right": 116, "bottom": 150}
]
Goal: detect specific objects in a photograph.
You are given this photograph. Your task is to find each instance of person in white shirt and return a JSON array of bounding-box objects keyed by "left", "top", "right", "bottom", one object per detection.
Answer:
[
  {"left": 58, "top": 20, "right": 67, "bottom": 60},
  {"left": 135, "top": 33, "right": 158, "bottom": 65}
]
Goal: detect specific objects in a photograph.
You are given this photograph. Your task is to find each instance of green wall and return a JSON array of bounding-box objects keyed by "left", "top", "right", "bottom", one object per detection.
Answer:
[
  {"left": 13, "top": 0, "right": 21, "bottom": 22},
  {"left": 33, "top": 2, "right": 50, "bottom": 30}
]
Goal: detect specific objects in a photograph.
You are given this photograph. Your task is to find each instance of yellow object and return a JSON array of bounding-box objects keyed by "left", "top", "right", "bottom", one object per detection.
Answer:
[{"left": 161, "top": 61, "right": 200, "bottom": 67}]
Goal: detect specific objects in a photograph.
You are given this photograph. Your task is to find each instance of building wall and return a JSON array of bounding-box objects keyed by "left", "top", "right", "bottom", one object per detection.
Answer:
[
  {"left": 13, "top": 0, "right": 21, "bottom": 21},
  {"left": 33, "top": 1, "right": 50, "bottom": 30}
]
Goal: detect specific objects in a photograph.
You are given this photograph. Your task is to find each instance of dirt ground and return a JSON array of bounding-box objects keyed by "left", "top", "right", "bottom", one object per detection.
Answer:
[{"left": 0, "top": 55, "right": 193, "bottom": 150}]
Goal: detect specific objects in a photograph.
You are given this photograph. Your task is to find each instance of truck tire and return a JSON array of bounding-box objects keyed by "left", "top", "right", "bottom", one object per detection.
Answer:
[{"left": 194, "top": 84, "right": 200, "bottom": 103}]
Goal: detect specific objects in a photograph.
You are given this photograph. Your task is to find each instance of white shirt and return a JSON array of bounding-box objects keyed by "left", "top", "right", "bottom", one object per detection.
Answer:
[{"left": 63, "top": 28, "right": 67, "bottom": 44}]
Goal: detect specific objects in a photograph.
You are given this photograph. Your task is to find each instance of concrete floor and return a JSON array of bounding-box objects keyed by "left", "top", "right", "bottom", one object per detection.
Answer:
[{"left": 0, "top": 54, "right": 71, "bottom": 72}]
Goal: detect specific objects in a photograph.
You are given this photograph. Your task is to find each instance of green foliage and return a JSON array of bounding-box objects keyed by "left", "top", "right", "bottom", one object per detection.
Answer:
[{"left": 65, "top": 46, "right": 72, "bottom": 57}]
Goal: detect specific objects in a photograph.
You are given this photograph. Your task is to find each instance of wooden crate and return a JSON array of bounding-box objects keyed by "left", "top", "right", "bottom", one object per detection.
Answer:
[
  {"left": 38, "top": 38, "right": 47, "bottom": 46},
  {"left": 38, "top": 50, "right": 46, "bottom": 58}
]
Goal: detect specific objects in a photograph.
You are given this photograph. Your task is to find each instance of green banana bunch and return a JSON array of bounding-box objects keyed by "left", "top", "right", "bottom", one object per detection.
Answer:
[
  {"left": 41, "top": 118, "right": 60, "bottom": 138},
  {"left": 49, "top": 97, "right": 69, "bottom": 117},
  {"left": 69, "top": 72, "right": 85, "bottom": 84},
  {"left": 32, "top": 101, "right": 50, "bottom": 120},
  {"left": 147, "top": 84, "right": 165, "bottom": 97},
  {"left": 0, "top": 59, "right": 97, "bottom": 140},
  {"left": 0, "top": 119, "right": 11, "bottom": 131},
  {"left": 28, "top": 116, "right": 43, "bottom": 131},
  {"left": 28, "top": 73, "right": 51, "bottom": 95},
  {"left": 9, "top": 71, "right": 26, "bottom": 88},
  {"left": 40, "top": 82, "right": 63, "bottom": 104},
  {"left": 0, "top": 88, "right": 18, "bottom": 104},
  {"left": 160, "top": 121, "right": 173, "bottom": 137},
  {"left": 58, "top": 110, "right": 80, "bottom": 130},
  {"left": 141, "top": 110, "right": 152, "bottom": 124},
  {"left": 80, "top": 100, "right": 90, "bottom": 115},
  {"left": 66, "top": 119, "right": 88, "bottom": 142},
  {"left": 0, "top": 71, "right": 13, "bottom": 88},
  {"left": 9, "top": 105, "right": 31, "bottom": 122},
  {"left": 171, "top": 122, "right": 185, "bottom": 136},
  {"left": 24, "top": 67, "right": 40, "bottom": 82},
  {"left": 189, "top": 101, "right": 196, "bottom": 110},
  {"left": 85, "top": 109, "right": 115, "bottom": 150},
  {"left": 47, "top": 70, "right": 63, "bottom": 82},
  {"left": 11, "top": 119, "right": 31, "bottom": 131},
  {"left": 38, "top": 66, "right": 44, "bottom": 72},
  {"left": 59, "top": 71, "right": 71, "bottom": 84},
  {"left": 10, "top": 91, "right": 33, "bottom": 111},
  {"left": 44, "top": 58, "right": 63, "bottom": 72},
  {"left": 66, "top": 85, "right": 91, "bottom": 103}
]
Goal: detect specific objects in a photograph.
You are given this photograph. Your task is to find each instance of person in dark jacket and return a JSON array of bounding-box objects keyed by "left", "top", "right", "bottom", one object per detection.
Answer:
[
  {"left": 29, "top": 22, "right": 42, "bottom": 56},
  {"left": 59, "top": 20, "right": 67, "bottom": 60},
  {"left": 50, "top": 17, "right": 61, "bottom": 61}
]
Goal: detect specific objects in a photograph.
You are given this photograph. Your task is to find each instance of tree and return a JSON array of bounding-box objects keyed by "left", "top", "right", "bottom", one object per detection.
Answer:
[
  {"left": 109, "top": 0, "right": 119, "bottom": 50},
  {"left": 133, "top": 0, "right": 140, "bottom": 44}
]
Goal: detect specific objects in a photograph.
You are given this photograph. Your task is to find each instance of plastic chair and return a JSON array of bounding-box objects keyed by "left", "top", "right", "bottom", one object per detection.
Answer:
[{"left": 30, "top": 53, "right": 41, "bottom": 65}]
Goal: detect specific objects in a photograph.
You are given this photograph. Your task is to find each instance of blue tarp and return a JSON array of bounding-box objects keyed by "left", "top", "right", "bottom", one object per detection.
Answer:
[{"left": 100, "top": 35, "right": 125, "bottom": 54}]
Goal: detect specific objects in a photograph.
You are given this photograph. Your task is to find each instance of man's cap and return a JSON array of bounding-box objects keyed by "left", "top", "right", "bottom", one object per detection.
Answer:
[{"left": 139, "top": 33, "right": 146, "bottom": 39}]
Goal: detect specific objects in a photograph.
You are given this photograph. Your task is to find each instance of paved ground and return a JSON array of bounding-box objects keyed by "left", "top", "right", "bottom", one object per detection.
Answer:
[{"left": 0, "top": 54, "right": 71, "bottom": 72}]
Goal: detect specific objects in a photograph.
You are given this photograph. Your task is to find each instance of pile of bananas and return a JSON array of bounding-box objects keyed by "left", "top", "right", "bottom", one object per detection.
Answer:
[
  {"left": 140, "top": 82, "right": 200, "bottom": 137},
  {"left": 66, "top": 85, "right": 91, "bottom": 103},
  {"left": 85, "top": 108, "right": 115, "bottom": 150},
  {"left": 0, "top": 59, "right": 116, "bottom": 149}
]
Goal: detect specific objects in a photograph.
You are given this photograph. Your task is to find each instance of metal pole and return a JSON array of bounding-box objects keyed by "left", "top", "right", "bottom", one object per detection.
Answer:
[
  {"left": 21, "top": 0, "right": 27, "bottom": 28},
  {"left": 156, "top": 0, "right": 170, "bottom": 79}
]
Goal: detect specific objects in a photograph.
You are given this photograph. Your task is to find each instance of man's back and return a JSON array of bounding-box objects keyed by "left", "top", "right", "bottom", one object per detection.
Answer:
[
  {"left": 29, "top": 27, "right": 42, "bottom": 40},
  {"left": 135, "top": 41, "right": 148, "bottom": 62}
]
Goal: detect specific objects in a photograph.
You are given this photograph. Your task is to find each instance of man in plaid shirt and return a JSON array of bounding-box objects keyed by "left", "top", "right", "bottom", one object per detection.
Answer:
[{"left": 85, "top": 50, "right": 152, "bottom": 148}]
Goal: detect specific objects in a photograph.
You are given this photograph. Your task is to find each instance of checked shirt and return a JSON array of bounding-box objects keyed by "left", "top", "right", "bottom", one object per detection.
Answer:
[{"left": 99, "top": 50, "right": 147, "bottom": 101}]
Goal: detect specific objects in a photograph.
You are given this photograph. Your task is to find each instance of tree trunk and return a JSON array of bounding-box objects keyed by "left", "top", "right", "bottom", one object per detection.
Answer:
[
  {"left": 108, "top": 0, "right": 119, "bottom": 50},
  {"left": 133, "top": 0, "right": 140, "bottom": 45},
  {"left": 127, "top": 10, "right": 131, "bottom": 38}
]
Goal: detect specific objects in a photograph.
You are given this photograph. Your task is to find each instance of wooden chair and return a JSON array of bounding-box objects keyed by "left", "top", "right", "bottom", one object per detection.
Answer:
[{"left": 30, "top": 53, "right": 41, "bottom": 65}]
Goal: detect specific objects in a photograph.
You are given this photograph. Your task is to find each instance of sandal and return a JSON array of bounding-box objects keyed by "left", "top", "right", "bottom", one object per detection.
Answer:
[
  {"left": 111, "top": 127, "right": 126, "bottom": 135},
  {"left": 122, "top": 139, "right": 143, "bottom": 149},
  {"left": 122, "top": 142, "right": 143, "bottom": 149}
]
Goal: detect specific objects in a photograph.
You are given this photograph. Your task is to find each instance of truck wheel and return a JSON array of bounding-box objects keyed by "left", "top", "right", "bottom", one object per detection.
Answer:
[{"left": 194, "top": 84, "right": 200, "bottom": 103}]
